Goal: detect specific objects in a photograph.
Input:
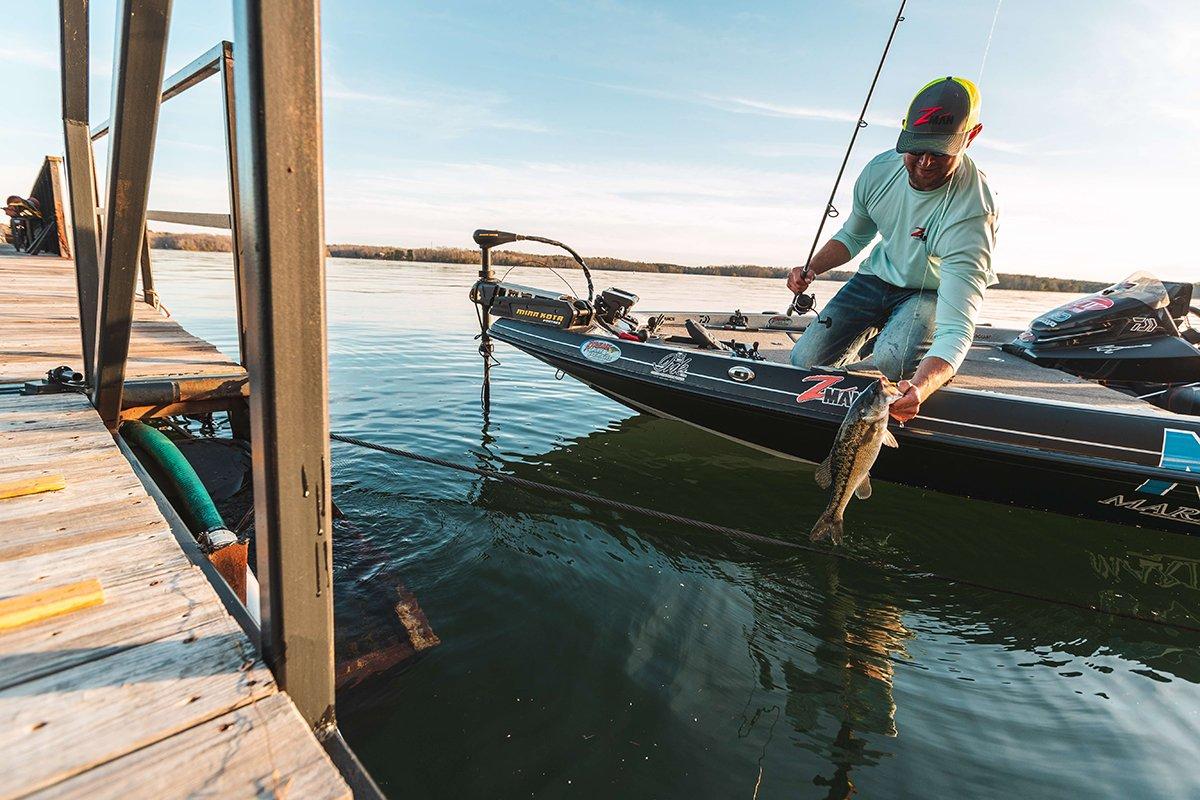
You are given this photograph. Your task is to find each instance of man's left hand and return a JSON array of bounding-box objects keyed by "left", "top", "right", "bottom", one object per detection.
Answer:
[{"left": 890, "top": 380, "right": 923, "bottom": 423}]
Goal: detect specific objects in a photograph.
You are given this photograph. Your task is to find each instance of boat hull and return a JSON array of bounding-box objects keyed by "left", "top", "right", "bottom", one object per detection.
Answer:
[{"left": 490, "top": 319, "right": 1200, "bottom": 536}]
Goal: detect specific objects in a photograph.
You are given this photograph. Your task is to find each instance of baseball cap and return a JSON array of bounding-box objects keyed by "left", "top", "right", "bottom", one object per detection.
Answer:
[{"left": 896, "top": 76, "right": 981, "bottom": 156}]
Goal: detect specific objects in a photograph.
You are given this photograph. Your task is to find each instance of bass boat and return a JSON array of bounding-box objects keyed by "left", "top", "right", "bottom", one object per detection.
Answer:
[{"left": 469, "top": 231, "right": 1200, "bottom": 536}]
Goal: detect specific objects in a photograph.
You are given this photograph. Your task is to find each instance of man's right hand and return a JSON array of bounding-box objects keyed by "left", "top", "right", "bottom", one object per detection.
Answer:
[{"left": 787, "top": 265, "right": 814, "bottom": 294}]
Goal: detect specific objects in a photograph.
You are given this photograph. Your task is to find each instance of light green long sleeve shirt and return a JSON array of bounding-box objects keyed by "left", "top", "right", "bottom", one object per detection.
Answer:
[{"left": 831, "top": 150, "right": 999, "bottom": 371}]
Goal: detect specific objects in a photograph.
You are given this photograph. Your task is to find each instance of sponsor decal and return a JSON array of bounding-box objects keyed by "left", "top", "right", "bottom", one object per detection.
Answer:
[
  {"left": 823, "top": 385, "right": 860, "bottom": 408},
  {"left": 1129, "top": 316, "right": 1158, "bottom": 334},
  {"left": 912, "top": 106, "right": 952, "bottom": 126},
  {"left": 1091, "top": 343, "right": 1152, "bottom": 355},
  {"left": 1018, "top": 329, "right": 1035, "bottom": 342},
  {"left": 579, "top": 339, "right": 622, "bottom": 364},
  {"left": 767, "top": 315, "right": 793, "bottom": 328},
  {"left": 1099, "top": 495, "right": 1200, "bottom": 526},
  {"left": 1137, "top": 428, "right": 1200, "bottom": 497},
  {"left": 1049, "top": 310, "right": 1072, "bottom": 322},
  {"left": 650, "top": 352, "right": 691, "bottom": 382},
  {"left": 514, "top": 307, "right": 565, "bottom": 324},
  {"left": 796, "top": 374, "right": 860, "bottom": 407},
  {"left": 910, "top": 226, "right": 927, "bottom": 241},
  {"left": 1066, "top": 295, "right": 1114, "bottom": 314}
]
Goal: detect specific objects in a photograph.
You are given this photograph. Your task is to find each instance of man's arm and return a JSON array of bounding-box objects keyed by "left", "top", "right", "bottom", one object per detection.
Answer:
[
  {"left": 788, "top": 167, "right": 879, "bottom": 294},
  {"left": 787, "top": 239, "right": 852, "bottom": 293},
  {"left": 890, "top": 213, "right": 997, "bottom": 423}
]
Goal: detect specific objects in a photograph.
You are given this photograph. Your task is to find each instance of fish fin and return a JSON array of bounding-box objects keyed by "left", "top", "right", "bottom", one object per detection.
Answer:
[
  {"left": 814, "top": 454, "right": 832, "bottom": 490},
  {"left": 854, "top": 475, "right": 872, "bottom": 500},
  {"left": 809, "top": 512, "right": 844, "bottom": 545},
  {"left": 882, "top": 428, "right": 899, "bottom": 448}
]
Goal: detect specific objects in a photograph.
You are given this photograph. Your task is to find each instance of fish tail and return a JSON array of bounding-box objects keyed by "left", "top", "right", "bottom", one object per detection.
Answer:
[{"left": 808, "top": 511, "right": 844, "bottom": 545}]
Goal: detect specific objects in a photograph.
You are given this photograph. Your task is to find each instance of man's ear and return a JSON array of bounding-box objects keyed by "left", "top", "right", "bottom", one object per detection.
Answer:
[{"left": 965, "top": 122, "right": 984, "bottom": 147}]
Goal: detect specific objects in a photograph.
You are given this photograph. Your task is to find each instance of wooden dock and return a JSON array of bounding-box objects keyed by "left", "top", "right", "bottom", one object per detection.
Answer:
[
  {"left": 0, "top": 252, "right": 351, "bottom": 797},
  {"left": 0, "top": 249, "right": 241, "bottom": 386}
]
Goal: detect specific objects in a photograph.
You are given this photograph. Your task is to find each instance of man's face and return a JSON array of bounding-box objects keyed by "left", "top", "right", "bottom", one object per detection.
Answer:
[{"left": 903, "top": 151, "right": 961, "bottom": 191}]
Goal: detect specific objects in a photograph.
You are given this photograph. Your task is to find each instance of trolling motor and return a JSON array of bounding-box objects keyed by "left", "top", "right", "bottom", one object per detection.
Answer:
[{"left": 469, "top": 229, "right": 646, "bottom": 338}]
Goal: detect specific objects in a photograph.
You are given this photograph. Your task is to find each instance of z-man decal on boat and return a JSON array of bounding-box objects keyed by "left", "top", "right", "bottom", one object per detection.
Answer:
[{"left": 796, "top": 375, "right": 844, "bottom": 404}]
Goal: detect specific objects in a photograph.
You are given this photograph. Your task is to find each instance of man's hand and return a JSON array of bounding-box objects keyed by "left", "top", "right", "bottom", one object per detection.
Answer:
[
  {"left": 889, "top": 356, "right": 955, "bottom": 423},
  {"left": 889, "top": 380, "right": 923, "bottom": 423},
  {"left": 787, "top": 265, "right": 813, "bottom": 295}
]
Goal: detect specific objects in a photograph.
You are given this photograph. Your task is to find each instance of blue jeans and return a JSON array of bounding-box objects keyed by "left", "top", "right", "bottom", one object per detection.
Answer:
[{"left": 789, "top": 272, "right": 936, "bottom": 381}]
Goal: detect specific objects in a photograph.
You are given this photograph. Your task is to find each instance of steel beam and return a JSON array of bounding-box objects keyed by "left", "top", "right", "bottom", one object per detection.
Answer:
[
  {"left": 59, "top": 0, "right": 102, "bottom": 384},
  {"left": 139, "top": 224, "right": 158, "bottom": 307},
  {"left": 92, "top": 0, "right": 172, "bottom": 429},
  {"left": 232, "top": 0, "right": 336, "bottom": 731},
  {"left": 90, "top": 42, "right": 225, "bottom": 140},
  {"left": 219, "top": 41, "right": 249, "bottom": 364}
]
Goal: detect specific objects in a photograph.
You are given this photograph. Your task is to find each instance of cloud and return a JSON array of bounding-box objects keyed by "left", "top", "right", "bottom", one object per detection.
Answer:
[
  {"left": 323, "top": 81, "right": 550, "bottom": 136},
  {"left": 0, "top": 45, "right": 58, "bottom": 71}
]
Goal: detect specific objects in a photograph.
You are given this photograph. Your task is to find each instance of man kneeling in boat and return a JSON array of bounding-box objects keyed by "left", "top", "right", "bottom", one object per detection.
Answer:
[{"left": 788, "top": 76, "right": 998, "bottom": 424}]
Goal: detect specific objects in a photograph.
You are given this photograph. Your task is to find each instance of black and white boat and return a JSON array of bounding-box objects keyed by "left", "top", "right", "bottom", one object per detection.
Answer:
[{"left": 470, "top": 231, "right": 1200, "bottom": 536}]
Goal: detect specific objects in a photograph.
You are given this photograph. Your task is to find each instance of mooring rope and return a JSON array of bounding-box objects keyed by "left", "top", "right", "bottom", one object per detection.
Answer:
[{"left": 330, "top": 432, "right": 1200, "bottom": 636}]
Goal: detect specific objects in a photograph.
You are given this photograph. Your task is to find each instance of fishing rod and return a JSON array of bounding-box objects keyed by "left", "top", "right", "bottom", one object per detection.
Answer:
[{"left": 789, "top": 0, "right": 908, "bottom": 319}]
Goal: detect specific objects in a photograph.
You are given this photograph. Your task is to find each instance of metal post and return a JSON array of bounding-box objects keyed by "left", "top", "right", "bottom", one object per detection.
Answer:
[
  {"left": 232, "top": 0, "right": 336, "bottom": 731},
  {"left": 139, "top": 223, "right": 158, "bottom": 307},
  {"left": 92, "top": 0, "right": 172, "bottom": 428},
  {"left": 58, "top": 0, "right": 103, "bottom": 384},
  {"left": 218, "top": 41, "right": 249, "bottom": 364}
]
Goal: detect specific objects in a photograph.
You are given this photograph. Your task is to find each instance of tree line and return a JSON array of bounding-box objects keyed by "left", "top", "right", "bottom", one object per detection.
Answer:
[{"left": 145, "top": 231, "right": 1193, "bottom": 296}]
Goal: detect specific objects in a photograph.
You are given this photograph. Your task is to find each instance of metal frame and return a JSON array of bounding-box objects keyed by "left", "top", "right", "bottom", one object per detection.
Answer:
[
  {"left": 57, "top": 3, "right": 100, "bottom": 381},
  {"left": 90, "top": 40, "right": 248, "bottom": 361},
  {"left": 232, "top": 0, "right": 337, "bottom": 734},
  {"left": 91, "top": 0, "right": 173, "bottom": 430}
]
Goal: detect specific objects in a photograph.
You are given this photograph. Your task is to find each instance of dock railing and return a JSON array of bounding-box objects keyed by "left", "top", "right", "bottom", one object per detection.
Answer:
[{"left": 55, "top": 2, "right": 380, "bottom": 795}]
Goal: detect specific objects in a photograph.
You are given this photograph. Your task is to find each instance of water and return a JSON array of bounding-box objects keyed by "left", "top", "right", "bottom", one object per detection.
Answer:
[{"left": 151, "top": 251, "right": 1200, "bottom": 799}]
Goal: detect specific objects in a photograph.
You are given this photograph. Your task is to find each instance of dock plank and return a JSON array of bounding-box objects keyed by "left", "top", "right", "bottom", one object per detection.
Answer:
[
  {"left": 30, "top": 693, "right": 351, "bottom": 800},
  {"left": 0, "top": 254, "right": 241, "bottom": 385},
  {"left": 0, "top": 619, "right": 276, "bottom": 798},
  {"left": 0, "top": 356, "right": 350, "bottom": 796}
]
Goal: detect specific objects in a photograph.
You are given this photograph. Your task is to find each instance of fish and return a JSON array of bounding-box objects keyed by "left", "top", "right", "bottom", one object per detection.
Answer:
[{"left": 809, "top": 378, "right": 901, "bottom": 544}]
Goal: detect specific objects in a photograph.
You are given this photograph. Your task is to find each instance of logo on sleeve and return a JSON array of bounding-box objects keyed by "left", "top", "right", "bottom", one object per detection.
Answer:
[{"left": 910, "top": 226, "right": 927, "bottom": 241}]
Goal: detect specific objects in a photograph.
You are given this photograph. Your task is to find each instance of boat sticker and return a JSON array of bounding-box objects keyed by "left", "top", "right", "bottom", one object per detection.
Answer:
[
  {"left": 1098, "top": 495, "right": 1200, "bottom": 526},
  {"left": 1066, "top": 296, "right": 1114, "bottom": 313},
  {"left": 1129, "top": 316, "right": 1158, "bottom": 334},
  {"left": 1018, "top": 330, "right": 1035, "bottom": 342},
  {"left": 580, "top": 340, "right": 622, "bottom": 363},
  {"left": 650, "top": 352, "right": 691, "bottom": 382},
  {"left": 728, "top": 365, "right": 756, "bottom": 382},
  {"left": 514, "top": 307, "right": 565, "bottom": 325},
  {"left": 796, "top": 374, "right": 858, "bottom": 406},
  {"left": 822, "top": 385, "right": 860, "bottom": 408},
  {"left": 1049, "top": 310, "right": 1072, "bottom": 322},
  {"left": 1137, "top": 429, "right": 1200, "bottom": 497},
  {"left": 767, "top": 315, "right": 793, "bottom": 328},
  {"left": 1091, "top": 343, "right": 1152, "bottom": 355}
]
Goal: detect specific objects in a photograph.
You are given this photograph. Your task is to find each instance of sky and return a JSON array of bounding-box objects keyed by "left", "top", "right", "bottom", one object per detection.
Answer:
[{"left": 3, "top": 0, "right": 1198, "bottom": 281}]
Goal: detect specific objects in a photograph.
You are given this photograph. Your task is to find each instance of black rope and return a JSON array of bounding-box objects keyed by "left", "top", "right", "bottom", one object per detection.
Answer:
[
  {"left": 792, "top": 0, "right": 907, "bottom": 314},
  {"left": 330, "top": 432, "right": 1200, "bottom": 636}
]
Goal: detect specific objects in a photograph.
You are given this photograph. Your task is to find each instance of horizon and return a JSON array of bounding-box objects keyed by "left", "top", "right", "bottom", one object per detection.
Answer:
[{"left": 3, "top": 1, "right": 1198, "bottom": 283}]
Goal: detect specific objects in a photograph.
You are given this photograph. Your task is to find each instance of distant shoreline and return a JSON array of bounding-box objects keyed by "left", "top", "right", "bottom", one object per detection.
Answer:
[{"left": 147, "top": 230, "right": 1157, "bottom": 295}]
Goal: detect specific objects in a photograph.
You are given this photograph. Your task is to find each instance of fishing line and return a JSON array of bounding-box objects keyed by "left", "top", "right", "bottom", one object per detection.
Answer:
[
  {"left": 791, "top": 0, "right": 908, "bottom": 315},
  {"left": 330, "top": 432, "right": 1200, "bottom": 636},
  {"left": 978, "top": 0, "right": 1004, "bottom": 83}
]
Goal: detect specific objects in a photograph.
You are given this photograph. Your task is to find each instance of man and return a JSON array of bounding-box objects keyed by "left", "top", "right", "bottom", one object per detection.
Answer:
[{"left": 788, "top": 76, "right": 998, "bottom": 424}]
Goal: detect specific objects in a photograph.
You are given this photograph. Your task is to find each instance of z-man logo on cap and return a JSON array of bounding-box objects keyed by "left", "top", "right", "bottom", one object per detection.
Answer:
[{"left": 912, "top": 106, "right": 953, "bottom": 126}]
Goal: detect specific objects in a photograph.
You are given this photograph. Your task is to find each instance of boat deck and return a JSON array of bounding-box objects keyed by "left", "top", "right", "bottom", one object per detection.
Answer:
[
  {"left": 0, "top": 390, "right": 350, "bottom": 798},
  {"left": 650, "top": 316, "right": 1170, "bottom": 415},
  {"left": 0, "top": 248, "right": 242, "bottom": 385}
]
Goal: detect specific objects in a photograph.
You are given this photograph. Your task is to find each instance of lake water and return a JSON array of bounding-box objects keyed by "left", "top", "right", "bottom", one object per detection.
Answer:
[{"left": 151, "top": 251, "right": 1200, "bottom": 799}]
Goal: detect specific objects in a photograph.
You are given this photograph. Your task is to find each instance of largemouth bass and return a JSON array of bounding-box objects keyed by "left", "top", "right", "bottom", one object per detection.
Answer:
[{"left": 809, "top": 379, "right": 901, "bottom": 544}]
